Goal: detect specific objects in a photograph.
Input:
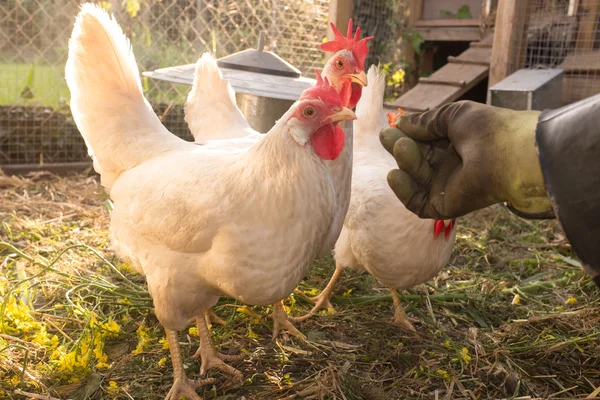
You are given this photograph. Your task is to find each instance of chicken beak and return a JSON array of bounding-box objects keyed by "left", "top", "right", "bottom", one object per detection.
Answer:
[
  {"left": 345, "top": 70, "right": 368, "bottom": 86},
  {"left": 324, "top": 107, "right": 357, "bottom": 123}
]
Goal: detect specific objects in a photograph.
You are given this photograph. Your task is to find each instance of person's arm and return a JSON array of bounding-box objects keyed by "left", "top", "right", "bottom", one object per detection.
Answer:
[
  {"left": 380, "top": 95, "right": 600, "bottom": 285},
  {"left": 535, "top": 94, "right": 600, "bottom": 285},
  {"left": 379, "top": 101, "right": 553, "bottom": 219}
]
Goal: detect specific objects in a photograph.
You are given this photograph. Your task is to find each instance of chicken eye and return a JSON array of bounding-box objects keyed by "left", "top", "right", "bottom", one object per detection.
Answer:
[
  {"left": 335, "top": 59, "right": 344, "bottom": 69},
  {"left": 302, "top": 106, "right": 316, "bottom": 118}
]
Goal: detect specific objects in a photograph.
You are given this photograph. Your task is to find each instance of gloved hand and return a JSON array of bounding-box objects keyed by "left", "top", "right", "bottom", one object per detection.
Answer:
[{"left": 380, "top": 101, "right": 554, "bottom": 220}]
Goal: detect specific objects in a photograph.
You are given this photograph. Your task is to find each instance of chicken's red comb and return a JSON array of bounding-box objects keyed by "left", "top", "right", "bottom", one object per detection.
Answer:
[
  {"left": 299, "top": 69, "right": 343, "bottom": 106},
  {"left": 319, "top": 19, "right": 374, "bottom": 70}
]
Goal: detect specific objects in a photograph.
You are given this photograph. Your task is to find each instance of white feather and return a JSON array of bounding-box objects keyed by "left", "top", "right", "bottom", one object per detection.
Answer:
[{"left": 334, "top": 64, "right": 456, "bottom": 290}]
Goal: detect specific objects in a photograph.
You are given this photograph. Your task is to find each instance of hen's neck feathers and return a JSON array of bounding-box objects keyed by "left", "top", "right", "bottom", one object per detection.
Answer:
[{"left": 237, "top": 113, "right": 324, "bottom": 183}]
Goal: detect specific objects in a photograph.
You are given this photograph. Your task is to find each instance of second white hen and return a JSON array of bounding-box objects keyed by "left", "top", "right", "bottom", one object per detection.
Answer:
[{"left": 305, "top": 66, "right": 457, "bottom": 330}]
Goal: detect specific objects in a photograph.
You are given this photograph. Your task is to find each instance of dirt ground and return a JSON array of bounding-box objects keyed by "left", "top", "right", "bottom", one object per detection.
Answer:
[{"left": 1, "top": 171, "right": 599, "bottom": 400}]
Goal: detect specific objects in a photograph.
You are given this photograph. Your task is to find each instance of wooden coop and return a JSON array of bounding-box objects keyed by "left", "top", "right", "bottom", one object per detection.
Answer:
[{"left": 389, "top": 0, "right": 600, "bottom": 113}]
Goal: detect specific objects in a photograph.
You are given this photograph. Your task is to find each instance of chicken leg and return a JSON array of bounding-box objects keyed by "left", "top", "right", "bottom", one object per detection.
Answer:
[
  {"left": 192, "top": 316, "right": 244, "bottom": 384},
  {"left": 164, "top": 328, "right": 216, "bottom": 400},
  {"left": 389, "top": 289, "right": 417, "bottom": 332},
  {"left": 270, "top": 301, "right": 306, "bottom": 339},
  {"left": 294, "top": 264, "right": 344, "bottom": 321}
]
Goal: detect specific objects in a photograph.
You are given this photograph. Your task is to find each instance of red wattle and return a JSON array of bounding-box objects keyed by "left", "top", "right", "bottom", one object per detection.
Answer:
[
  {"left": 348, "top": 83, "right": 363, "bottom": 109},
  {"left": 433, "top": 220, "right": 444, "bottom": 238},
  {"left": 444, "top": 219, "right": 456, "bottom": 239},
  {"left": 311, "top": 124, "right": 345, "bottom": 160},
  {"left": 340, "top": 81, "right": 352, "bottom": 108}
]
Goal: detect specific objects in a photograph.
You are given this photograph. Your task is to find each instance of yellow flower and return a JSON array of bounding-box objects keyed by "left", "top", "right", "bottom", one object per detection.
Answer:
[
  {"left": 125, "top": 0, "right": 140, "bottom": 18},
  {"left": 107, "top": 380, "right": 119, "bottom": 395},
  {"left": 460, "top": 347, "right": 471, "bottom": 364},
  {"left": 157, "top": 357, "right": 167, "bottom": 367},
  {"left": 511, "top": 294, "right": 521, "bottom": 305},
  {"left": 131, "top": 323, "right": 152, "bottom": 356},
  {"left": 3, "top": 296, "right": 40, "bottom": 334},
  {"left": 56, "top": 350, "right": 77, "bottom": 372},
  {"left": 98, "top": 0, "right": 111, "bottom": 11},
  {"left": 565, "top": 297, "right": 577, "bottom": 305},
  {"left": 436, "top": 369, "right": 451, "bottom": 382},
  {"left": 342, "top": 289, "right": 352, "bottom": 297},
  {"left": 188, "top": 326, "right": 198, "bottom": 337},
  {"left": 246, "top": 326, "right": 259, "bottom": 339},
  {"left": 101, "top": 319, "right": 121, "bottom": 337},
  {"left": 30, "top": 325, "right": 59, "bottom": 349},
  {"left": 159, "top": 337, "right": 170, "bottom": 350},
  {"left": 96, "top": 361, "right": 111, "bottom": 369},
  {"left": 9, "top": 375, "right": 20, "bottom": 387}
]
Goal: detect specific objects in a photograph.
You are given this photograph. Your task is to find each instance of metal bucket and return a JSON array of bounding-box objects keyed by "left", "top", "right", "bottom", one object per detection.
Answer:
[{"left": 235, "top": 93, "right": 294, "bottom": 133}]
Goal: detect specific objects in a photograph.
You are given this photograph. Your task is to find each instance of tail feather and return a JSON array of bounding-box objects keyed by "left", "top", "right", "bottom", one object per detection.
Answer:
[
  {"left": 65, "top": 4, "right": 186, "bottom": 190},
  {"left": 354, "top": 65, "right": 387, "bottom": 133},
  {"left": 185, "top": 53, "right": 253, "bottom": 143}
]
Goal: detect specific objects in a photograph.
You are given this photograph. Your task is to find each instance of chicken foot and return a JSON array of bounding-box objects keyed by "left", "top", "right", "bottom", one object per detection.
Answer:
[
  {"left": 270, "top": 300, "right": 307, "bottom": 340},
  {"left": 294, "top": 265, "right": 344, "bottom": 321},
  {"left": 192, "top": 316, "right": 244, "bottom": 384},
  {"left": 204, "top": 309, "right": 227, "bottom": 329},
  {"left": 389, "top": 288, "right": 417, "bottom": 332},
  {"left": 164, "top": 328, "right": 216, "bottom": 400}
]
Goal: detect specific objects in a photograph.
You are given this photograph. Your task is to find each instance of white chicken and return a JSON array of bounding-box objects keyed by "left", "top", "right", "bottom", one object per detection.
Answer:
[
  {"left": 302, "top": 65, "right": 457, "bottom": 330},
  {"left": 65, "top": 4, "right": 356, "bottom": 399},
  {"left": 184, "top": 21, "right": 373, "bottom": 335}
]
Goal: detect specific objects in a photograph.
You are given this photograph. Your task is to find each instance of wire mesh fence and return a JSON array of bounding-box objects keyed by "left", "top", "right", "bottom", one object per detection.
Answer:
[
  {"left": 0, "top": 0, "right": 330, "bottom": 167},
  {"left": 512, "top": 0, "right": 600, "bottom": 105},
  {"left": 0, "top": 0, "right": 409, "bottom": 169}
]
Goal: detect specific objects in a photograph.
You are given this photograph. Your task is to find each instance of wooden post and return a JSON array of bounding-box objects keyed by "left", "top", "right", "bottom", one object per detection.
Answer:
[
  {"left": 327, "top": 0, "right": 354, "bottom": 44},
  {"left": 489, "top": 0, "right": 532, "bottom": 86},
  {"left": 575, "top": 0, "right": 600, "bottom": 50},
  {"left": 404, "top": 0, "right": 423, "bottom": 90}
]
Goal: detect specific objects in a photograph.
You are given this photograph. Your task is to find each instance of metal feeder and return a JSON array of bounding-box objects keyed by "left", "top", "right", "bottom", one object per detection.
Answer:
[{"left": 143, "top": 32, "right": 316, "bottom": 134}]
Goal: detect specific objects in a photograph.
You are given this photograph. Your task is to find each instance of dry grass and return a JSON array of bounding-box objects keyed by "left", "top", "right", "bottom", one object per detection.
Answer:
[{"left": 1, "top": 171, "right": 599, "bottom": 400}]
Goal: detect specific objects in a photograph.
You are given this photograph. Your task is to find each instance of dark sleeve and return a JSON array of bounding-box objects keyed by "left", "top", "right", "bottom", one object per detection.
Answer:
[{"left": 535, "top": 93, "right": 600, "bottom": 285}]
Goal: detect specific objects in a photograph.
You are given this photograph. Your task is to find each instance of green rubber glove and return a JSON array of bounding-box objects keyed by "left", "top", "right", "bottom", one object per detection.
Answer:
[{"left": 380, "top": 101, "right": 554, "bottom": 220}]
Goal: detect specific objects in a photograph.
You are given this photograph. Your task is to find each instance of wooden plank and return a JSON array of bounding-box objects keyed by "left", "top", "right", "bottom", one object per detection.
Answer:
[
  {"left": 389, "top": 83, "right": 459, "bottom": 111},
  {"left": 563, "top": 74, "right": 600, "bottom": 104},
  {"left": 559, "top": 50, "right": 600, "bottom": 73},
  {"left": 452, "top": 46, "right": 492, "bottom": 63},
  {"left": 390, "top": 33, "right": 492, "bottom": 112},
  {"left": 489, "top": 0, "right": 533, "bottom": 86},
  {"left": 413, "top": 26, "right": 483, "bottom": 41},
  {"left": 419, "top": 77, "right": 466, "bottom": 87},
  {"left": 575, "top": 0, "right": 600, "bottom": 50},
  {"left": 426, "top": 62, "right": 488, "bottom": 84},
  {"left": 0, "top": 162, "right": 93, "bottom": 175},
  {"left": 474, "top": 32, "right": 495, "bottom": 47},
  {"left": 415, "top": 18, "right": 481, "bottom": 27},
  {"left": 447, "top": 57, "right": 489, "bottom": 66}
]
